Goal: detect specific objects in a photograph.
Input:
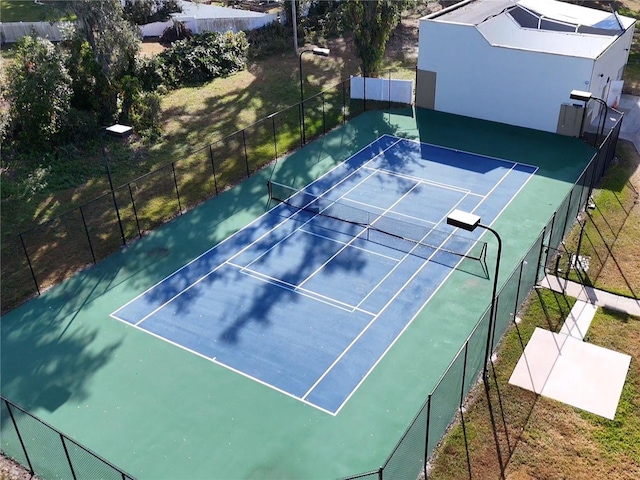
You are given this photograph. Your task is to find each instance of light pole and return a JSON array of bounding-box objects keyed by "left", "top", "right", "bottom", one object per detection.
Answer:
[
  {"left": 570, "top": 89, "right": 608, "bottom": 147},
  {"left": 299, "top": 47, "right": 330, "bottom": 144},
  {"left": 100, "top": 124, "right": 133, "bottom": 246},
  {"left": 447, "top": 209, "right": 503, "bottom": 381}
]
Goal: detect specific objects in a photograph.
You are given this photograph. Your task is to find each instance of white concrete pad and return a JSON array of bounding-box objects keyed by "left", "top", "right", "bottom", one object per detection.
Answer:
[
  {"left": 509, "top": 328, "right": 631, "bottom": 419},
  {"left": 559, "top": 300, "right": 598, "bottom": 340}
]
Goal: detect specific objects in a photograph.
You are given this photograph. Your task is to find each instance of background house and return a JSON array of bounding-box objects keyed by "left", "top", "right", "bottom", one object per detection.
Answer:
[
  {"left": 416, "top": 0, "right": 636, "bottom": 135},
  {"left": 139, "top": 0, "right": 281, "bottom": 37}
]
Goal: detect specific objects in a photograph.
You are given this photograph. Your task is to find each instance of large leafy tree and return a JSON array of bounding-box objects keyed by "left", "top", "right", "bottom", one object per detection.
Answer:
[
  {"left": 345, "top": 0, "right": 412, "bottom": 77},
  {"left": 51, "top": 0, "right": 141, "bottom": 123},
  {"left": 4, "top": 35, "right": 72, "bottom": 151}
]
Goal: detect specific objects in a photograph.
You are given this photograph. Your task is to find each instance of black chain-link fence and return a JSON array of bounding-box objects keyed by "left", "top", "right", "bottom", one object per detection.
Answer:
[
  {"left": 4, "top": 70, "right": 619, "bottom": 480},
  {"left": 342, "top": 112, "right": 624, "bottom": 480},
  {"left": 1, "top": 396, "right": 135, "bottom": 480}
]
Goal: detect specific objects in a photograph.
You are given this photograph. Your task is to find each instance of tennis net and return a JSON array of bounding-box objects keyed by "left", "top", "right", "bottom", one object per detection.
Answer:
[{"left": 268, "top": 181, "right": 488, "bottom": 269}]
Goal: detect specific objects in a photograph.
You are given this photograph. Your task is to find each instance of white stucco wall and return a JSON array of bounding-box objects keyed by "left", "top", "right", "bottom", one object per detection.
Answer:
[
  {"left": 418, "top": 19, "right": 594, "bottom": 133},
  {"left": 589, "top": 24, "right": 635, "bottom": 104}
]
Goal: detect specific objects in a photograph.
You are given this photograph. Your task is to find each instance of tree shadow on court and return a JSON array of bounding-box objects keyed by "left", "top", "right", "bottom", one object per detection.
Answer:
[{"left": 1, "top": 276, "right": 123, "bottom": 413}]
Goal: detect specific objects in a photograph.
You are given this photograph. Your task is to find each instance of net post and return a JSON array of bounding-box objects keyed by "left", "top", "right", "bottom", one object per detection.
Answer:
[{"left": 266, "top": 180, "right": 273, "bottom": 200}]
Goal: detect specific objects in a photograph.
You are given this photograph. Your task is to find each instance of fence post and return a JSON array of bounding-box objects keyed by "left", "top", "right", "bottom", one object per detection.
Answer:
[
  {"left": 209, "top": 145, "right": 219, "bottom": 195},
  {"left": 490, "top": 295, "right": 501, "bottom": 354},
  {"left": 342, "top": 80, "right": 347, "bottom": 124},
  {"left": 575, "top": 218, "right": 587, "bottom": 271},
  {"left": 560, "top": 187, "right": 576, "bottom": 239},
  {"left": 514, "top": 261, "right": 524, "bottom": 316},
  {"left": 460, "top": 343, "right": 469, "bottom": 406},
  {"left": 388, "top": 69, "right": 391, "bottom": 109},
  {"left": 128, "top": 184, "right": 142, "bottom": 238},
  {"left": 544, "top": 212, "right": 557, "bottom": 269},
  {"left": 241, "top": 129, "right": 250, "bottom": 177},
  {"left": 242, "top": 129, "right": 250, "bottom": 176},
  {"left": 322, "top": 92, "right": 326, "bottom": 135},
  {"left": 60, "top": 435, "right": 78, "bottom": 480},
  {"left": 414, "top": 65, "right": 418, "bottom": 106},
  {"left": 535, "top": 225, "right": 547, "bottom": 284},
  {"left": 299, "top": 99, "right": 305, "bottom": 147},
  {"left": 423, "top": 394, "right": 432, "bottom": 480},
  {"left": 79, "top": 205, "right": 96, "bottom": 264},
  {"left": 363, "top": 68, "right": 367, "bottom": 112},
  {"left": 171, "top": 163, "right": 183, "bottom": 215},
  {"left": 5, "top": 400, "right": 35, "bottom": 475},
  {"left": 18, "top": 233, "right": 40, "bottom": 296},
  {"left": 587, "top": 152, "right": 600, "bottom": 201},
  {"left": 271, "top": 114, "right": 278, "bottom": 160}
]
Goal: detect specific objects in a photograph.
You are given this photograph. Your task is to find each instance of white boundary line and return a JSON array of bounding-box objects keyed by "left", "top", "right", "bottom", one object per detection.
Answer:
[
  {"left": 360, "top": 165, "right": 478, "bottom": 196},
  {"left": 229, "top": 261, "right": 378, "bottom": 316},
  {"left": 110, "top": 136, "right": 403, "bottom": 322},
  {"left": 108, "top": 133, "right": 540, "bottom": 415},
  {"left": 330, "top": 159, "right": 540, "bottom": 414}
]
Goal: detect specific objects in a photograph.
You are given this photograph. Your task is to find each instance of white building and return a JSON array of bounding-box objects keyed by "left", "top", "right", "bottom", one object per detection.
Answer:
[
  {"left": 416, "top": 0, "right": 636, "bottom": 135},
  {"left": 139, "top": 0, "right": 280, "bottom": 37}
]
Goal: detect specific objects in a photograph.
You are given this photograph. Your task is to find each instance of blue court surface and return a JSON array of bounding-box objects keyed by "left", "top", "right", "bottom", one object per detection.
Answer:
[{"left": 112, "top": 135, "right": 537, "bottom": 414}]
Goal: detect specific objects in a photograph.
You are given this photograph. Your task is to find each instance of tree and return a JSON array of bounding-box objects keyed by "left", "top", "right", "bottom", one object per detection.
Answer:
[
  {"left": 345, "top": 0, "right": 412, "bottom": 77},
  {"left": 4, "top": 35, "right": 72, "bottom": 151},
  {"left": 51, "top": 0, "right": 141, "bottom": 123}
]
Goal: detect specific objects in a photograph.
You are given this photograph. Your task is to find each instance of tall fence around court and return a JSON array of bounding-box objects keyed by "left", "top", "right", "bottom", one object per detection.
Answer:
[
  {"left": 2, "top": 68, "right": 622, "bottom": 480},
  {"left": 1, "top": 396, "right": 135, "bottom": 480},
  {"left": 342, "top": 113, "right": 624, "bottom": 480}
]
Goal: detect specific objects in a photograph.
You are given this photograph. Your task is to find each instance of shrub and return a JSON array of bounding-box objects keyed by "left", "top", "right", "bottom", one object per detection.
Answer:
[
  {"left": 246, "top": 21, "right": 293, "bottom": 60},
  {"left": 4, "top": 35, "right": 72, "bottom": 152},
  {"left": 131, "top": 91, "right": 162, "bottom": 142},
  {"left": 154, "top": 30, "right": 249, "bottom": 88},
  {"left": 136, "top": 55, "right": 165, "bottom": 92},
  {"left": 303, "top": 1, "right": 348, "bottom": 38}
]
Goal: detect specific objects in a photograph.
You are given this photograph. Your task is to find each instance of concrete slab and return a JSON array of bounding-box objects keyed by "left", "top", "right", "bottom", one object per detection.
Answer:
[
  {"left": 540, "top": 275, "right": 640, "bottom": 317},
  {"left": 509, "top": 328, "right": 631, "bottom": 419},
  {"left": 559, "top": 300, "right": 598, "bottom": 340}
]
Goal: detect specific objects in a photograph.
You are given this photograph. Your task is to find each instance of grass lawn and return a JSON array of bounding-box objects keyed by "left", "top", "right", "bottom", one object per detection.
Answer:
[
  {"left": 0, "top": 1, "right": 73, "bottom": 22},
  {"left": 559, "top": 142, "right": 640, "bottom": 298},
  {"left": 428, "top": 143, "right": 640, "bottom": 479}
]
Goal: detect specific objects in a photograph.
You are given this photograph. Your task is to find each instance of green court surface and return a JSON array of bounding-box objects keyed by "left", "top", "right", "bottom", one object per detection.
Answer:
[{"left": 1, "top": 108, "right": 594, "bottom": 479}]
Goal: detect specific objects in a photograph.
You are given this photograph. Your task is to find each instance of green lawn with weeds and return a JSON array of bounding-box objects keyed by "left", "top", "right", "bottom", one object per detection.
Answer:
[
  {"left": 0, "top": 1, "right": 73, "bottom": 22},
  {"left": 429, "top": 291, "right": 640, "bottom": 480},
  {"left": 429, "top": 133, "right": 640, "bottom": 479},
  {"left": 559, "top": 142, "right": 639, "bottom": 298}
]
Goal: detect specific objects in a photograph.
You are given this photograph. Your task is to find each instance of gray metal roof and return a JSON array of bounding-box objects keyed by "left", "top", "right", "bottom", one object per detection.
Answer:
[
  {"left": 424, "top": 0, "right": 636, "bottom": 59},
  {"left": 431, "top": 0, "right": 516, "bottom": 25}
]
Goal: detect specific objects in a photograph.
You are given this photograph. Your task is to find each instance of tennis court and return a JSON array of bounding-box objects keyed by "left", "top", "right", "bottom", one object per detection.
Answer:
[
  {"left": 1, "top": 110, "right": 595, "bottom": 479},
  {"left": 112, "top": 135, "right": 536, "bottom": 414}
]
